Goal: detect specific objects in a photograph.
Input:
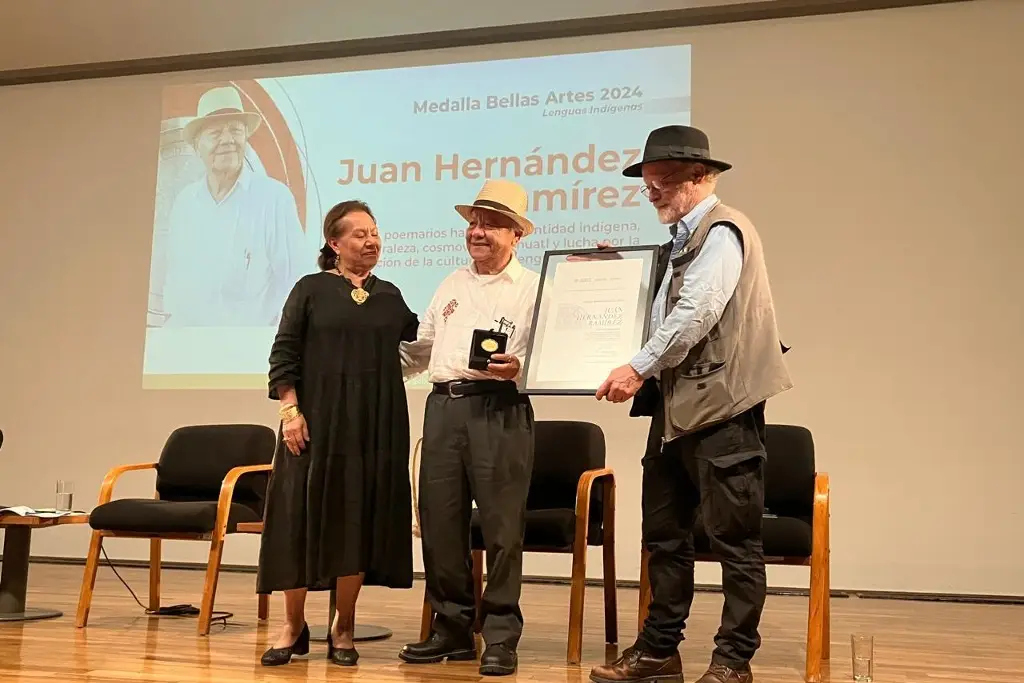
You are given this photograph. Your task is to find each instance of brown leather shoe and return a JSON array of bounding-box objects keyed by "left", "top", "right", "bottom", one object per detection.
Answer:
[
  {"left": 589, "top": 646, "right": 683, "bottom": 683},
  {"left": 695, "top": 663, "right": 753, "bottom": 683}
]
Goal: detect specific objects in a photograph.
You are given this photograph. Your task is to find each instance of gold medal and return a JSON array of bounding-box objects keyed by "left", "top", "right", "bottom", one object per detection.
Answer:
[
  {"left": 481, "top": 338, "right": 499, "bottom": 353},
  {"left": 351, "top": 287, "right": 369, "bottom": 305}
]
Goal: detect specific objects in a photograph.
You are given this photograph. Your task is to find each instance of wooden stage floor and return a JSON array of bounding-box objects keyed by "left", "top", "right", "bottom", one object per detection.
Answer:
[{"left": 0, "top": 563, "right": 1021, "bottom": 682}]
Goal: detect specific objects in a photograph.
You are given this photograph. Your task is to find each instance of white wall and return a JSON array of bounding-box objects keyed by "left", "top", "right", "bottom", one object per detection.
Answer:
[
  {"left": 1, "top": 0, "right": 1022, "bottom": 596},
  {"left": 0, "top": 0, "right": 769, "bottom": 71}
]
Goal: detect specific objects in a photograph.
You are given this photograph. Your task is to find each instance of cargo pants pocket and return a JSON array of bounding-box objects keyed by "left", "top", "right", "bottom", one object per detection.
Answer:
[{"left": 698, "top": 452, "right": 765, "bottom": 546}]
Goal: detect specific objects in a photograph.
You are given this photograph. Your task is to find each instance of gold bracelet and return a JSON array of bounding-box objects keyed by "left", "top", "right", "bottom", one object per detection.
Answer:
[{"left": 279, "top": 404, "right": 301, "bottom": 422}]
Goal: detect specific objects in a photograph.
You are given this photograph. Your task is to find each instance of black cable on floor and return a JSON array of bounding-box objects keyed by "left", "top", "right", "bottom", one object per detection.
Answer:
[{"left": 100, "top": 545, "right": 233, "bottom": 626}]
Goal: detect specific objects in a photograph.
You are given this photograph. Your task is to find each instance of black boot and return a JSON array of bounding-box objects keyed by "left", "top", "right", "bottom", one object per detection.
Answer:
[
  {"left": 399, "top": 632, "right": 477, "bottom": 664},
  {"left": 480, "top": 643, "right": 517, "bottom": 676}
]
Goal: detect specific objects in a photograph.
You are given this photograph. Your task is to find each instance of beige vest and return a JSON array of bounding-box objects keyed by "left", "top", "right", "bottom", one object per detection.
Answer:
[{"left": 661, "top": 201, "right": 793, "bottom": 441}]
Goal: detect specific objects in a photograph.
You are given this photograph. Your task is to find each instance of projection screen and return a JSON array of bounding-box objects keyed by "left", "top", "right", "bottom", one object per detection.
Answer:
[{"left": 141, "top": 44, "right": 691, "bottom": 388}]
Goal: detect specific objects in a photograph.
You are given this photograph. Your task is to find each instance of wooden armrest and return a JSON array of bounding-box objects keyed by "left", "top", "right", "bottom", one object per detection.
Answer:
[
  {"left": 573, "top": 468, "right": 615, "bottom": 547},
  {"left": 812, "top": 472, "right": 830, "bottom": 553},
  {"left": 813, "top": 472, "right": 830, "bottom": 515},
  {"left": 575, "top": 468, "right": 615, "bottom": 515},
  {"left": 220, "top": 464, "right": 273, "bottom": 490},
  {"left": 211, "top": 464, "right": 273, "bottom": 536},
  {"left": 96, "top": 462, "right": 158, "bottom": 505}
]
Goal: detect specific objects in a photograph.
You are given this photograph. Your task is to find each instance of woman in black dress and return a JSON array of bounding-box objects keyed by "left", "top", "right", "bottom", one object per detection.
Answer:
[{"left": 257, "top": 200, "right": 419, "bottom": 667}]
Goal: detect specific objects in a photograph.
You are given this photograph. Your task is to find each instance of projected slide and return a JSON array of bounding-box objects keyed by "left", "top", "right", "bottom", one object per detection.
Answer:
[{"left": 143, "top": 44, "right": 691, "bottom": 388}]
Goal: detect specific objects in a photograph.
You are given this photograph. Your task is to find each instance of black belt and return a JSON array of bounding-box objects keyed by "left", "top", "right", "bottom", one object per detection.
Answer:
[{"left": 432, "top": 380, "right": 517, "bottom": 398}]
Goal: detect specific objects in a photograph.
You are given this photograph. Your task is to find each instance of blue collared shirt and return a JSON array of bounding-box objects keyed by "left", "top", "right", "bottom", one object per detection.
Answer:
[{"left": 629, "top": 194, "right": 744, "bottom": 379}]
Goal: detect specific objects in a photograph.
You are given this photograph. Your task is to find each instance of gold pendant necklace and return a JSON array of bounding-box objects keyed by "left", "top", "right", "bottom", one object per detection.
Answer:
[{"left": 337, "top": 268, "right": 370, "bottom": 305}]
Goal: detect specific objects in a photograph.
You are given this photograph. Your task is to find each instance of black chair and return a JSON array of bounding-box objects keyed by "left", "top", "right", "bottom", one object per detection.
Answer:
[
  {"left": 75, "top": 423, "right": 278, "bottom": 635},
  {"left": 416, "top": 420, "right": 617, "bottom": 665},
  {"left": 637, "top": 424, "right": 831, "bottom": 683}
]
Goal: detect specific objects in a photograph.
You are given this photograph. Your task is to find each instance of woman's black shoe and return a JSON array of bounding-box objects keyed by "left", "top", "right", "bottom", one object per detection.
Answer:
[
  {"left": 327, "top": 631, "right": 359, "bottom": 666},
  {"left": 260, "top": 623, "right": 310, "bottom": 666}
]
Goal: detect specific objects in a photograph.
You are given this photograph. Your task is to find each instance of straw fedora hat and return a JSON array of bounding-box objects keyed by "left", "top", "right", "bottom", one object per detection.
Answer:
[
  {"left": 184, "top": 86, "right": 263, "bottom": 143},
  {"left": 455, "top": 179, "right": 534, "bottom": 237}
]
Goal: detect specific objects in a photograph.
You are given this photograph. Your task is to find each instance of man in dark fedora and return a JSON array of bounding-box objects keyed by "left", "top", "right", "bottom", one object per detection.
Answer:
[{"left": 591, "top": 125, "right": 792, "bottom": 683}]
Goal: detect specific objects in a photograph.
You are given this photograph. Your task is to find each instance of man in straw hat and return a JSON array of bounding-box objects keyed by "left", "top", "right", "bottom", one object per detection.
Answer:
[
  {"left": 399, "top": 179, "right": 539, "bottom": 676},
  {"left": 590, "top": 125, "right": 792, "bottom": 683},
  {"left": 161, "top": 84, "right": 306, "bottom": 328}
]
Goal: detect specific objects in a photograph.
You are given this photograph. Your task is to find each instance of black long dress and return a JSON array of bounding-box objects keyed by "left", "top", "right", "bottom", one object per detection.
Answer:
[{"left": 256, "top": 271, "right": 419, "bottom": 593}]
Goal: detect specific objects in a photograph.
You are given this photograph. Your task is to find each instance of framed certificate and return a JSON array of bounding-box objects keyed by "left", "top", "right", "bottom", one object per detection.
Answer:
[{"left": 521, "top": 244, "right": 660, "bottom": 395}]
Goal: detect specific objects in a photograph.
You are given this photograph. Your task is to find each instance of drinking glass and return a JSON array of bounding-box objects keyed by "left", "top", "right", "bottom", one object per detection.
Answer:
[
  {"left": 56, "top": 480, "right": 74, "bottom": 512},
  {"left": 851, "top": 633, "right": 874, "bottom": 682}
]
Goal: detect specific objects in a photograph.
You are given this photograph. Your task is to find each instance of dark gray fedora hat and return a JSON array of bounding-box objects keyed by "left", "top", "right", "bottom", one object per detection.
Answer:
[{"left": 622, "top": 125, "right": 732, "bottom": 177}]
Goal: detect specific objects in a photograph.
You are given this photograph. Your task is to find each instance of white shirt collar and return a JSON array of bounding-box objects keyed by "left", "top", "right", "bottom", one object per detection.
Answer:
[
  {"left": 676, "top": 193, "right": 719, "bottom": 237},
  {"left": 236, "top": 163, "right": 253, "bottom": 190},
  {"left": 207, "top": 163, "right": 251, "bottom": 204},
  {"left": 468, "top": 254, "right": 525, "bottom": 282}
]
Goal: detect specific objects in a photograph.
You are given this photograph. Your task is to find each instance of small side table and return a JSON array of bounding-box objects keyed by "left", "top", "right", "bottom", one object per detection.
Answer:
[
  {"left": 0, "top": 513, "right": 90, "bottom": 622},
  {"left": 234, "top": 521, "right": 393, "bottom": 642}
]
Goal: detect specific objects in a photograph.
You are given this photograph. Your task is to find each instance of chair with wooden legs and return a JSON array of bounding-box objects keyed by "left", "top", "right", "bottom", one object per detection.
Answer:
[
  {"left": 75, "top": 423, "right": 277, "bottom": 635},
  {"left": 415, "top": 420, "right": 617, "bottom": 665},
  {"left": 636, "top": 424, "right": 830, "bottom": 682}
]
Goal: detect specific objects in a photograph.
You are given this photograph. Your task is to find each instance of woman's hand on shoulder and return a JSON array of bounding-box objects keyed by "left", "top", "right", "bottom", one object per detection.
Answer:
[{"left": 282, "top": 414, "right": 309, "bottom": 455}]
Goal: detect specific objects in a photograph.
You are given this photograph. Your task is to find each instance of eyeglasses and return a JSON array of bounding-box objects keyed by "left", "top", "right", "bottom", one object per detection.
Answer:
[
  {"left": 467, "top": 219, "right": 513, "bottom": 232},
  {"left": 640, "top": 169, "right": 693, "bottom": 197}
]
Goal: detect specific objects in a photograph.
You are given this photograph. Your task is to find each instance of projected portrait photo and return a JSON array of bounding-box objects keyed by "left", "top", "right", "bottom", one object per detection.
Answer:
[{"left": 148, "top": 82, "right": 313, "bottom": 330}]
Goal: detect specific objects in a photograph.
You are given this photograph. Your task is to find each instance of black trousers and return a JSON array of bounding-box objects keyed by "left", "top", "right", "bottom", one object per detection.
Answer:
[
  {"left": 639, "top": 401, "right": 768, "bottom": 669},
  {"left": 418, "top": 387, "right": 535, "bottom": 648}
]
